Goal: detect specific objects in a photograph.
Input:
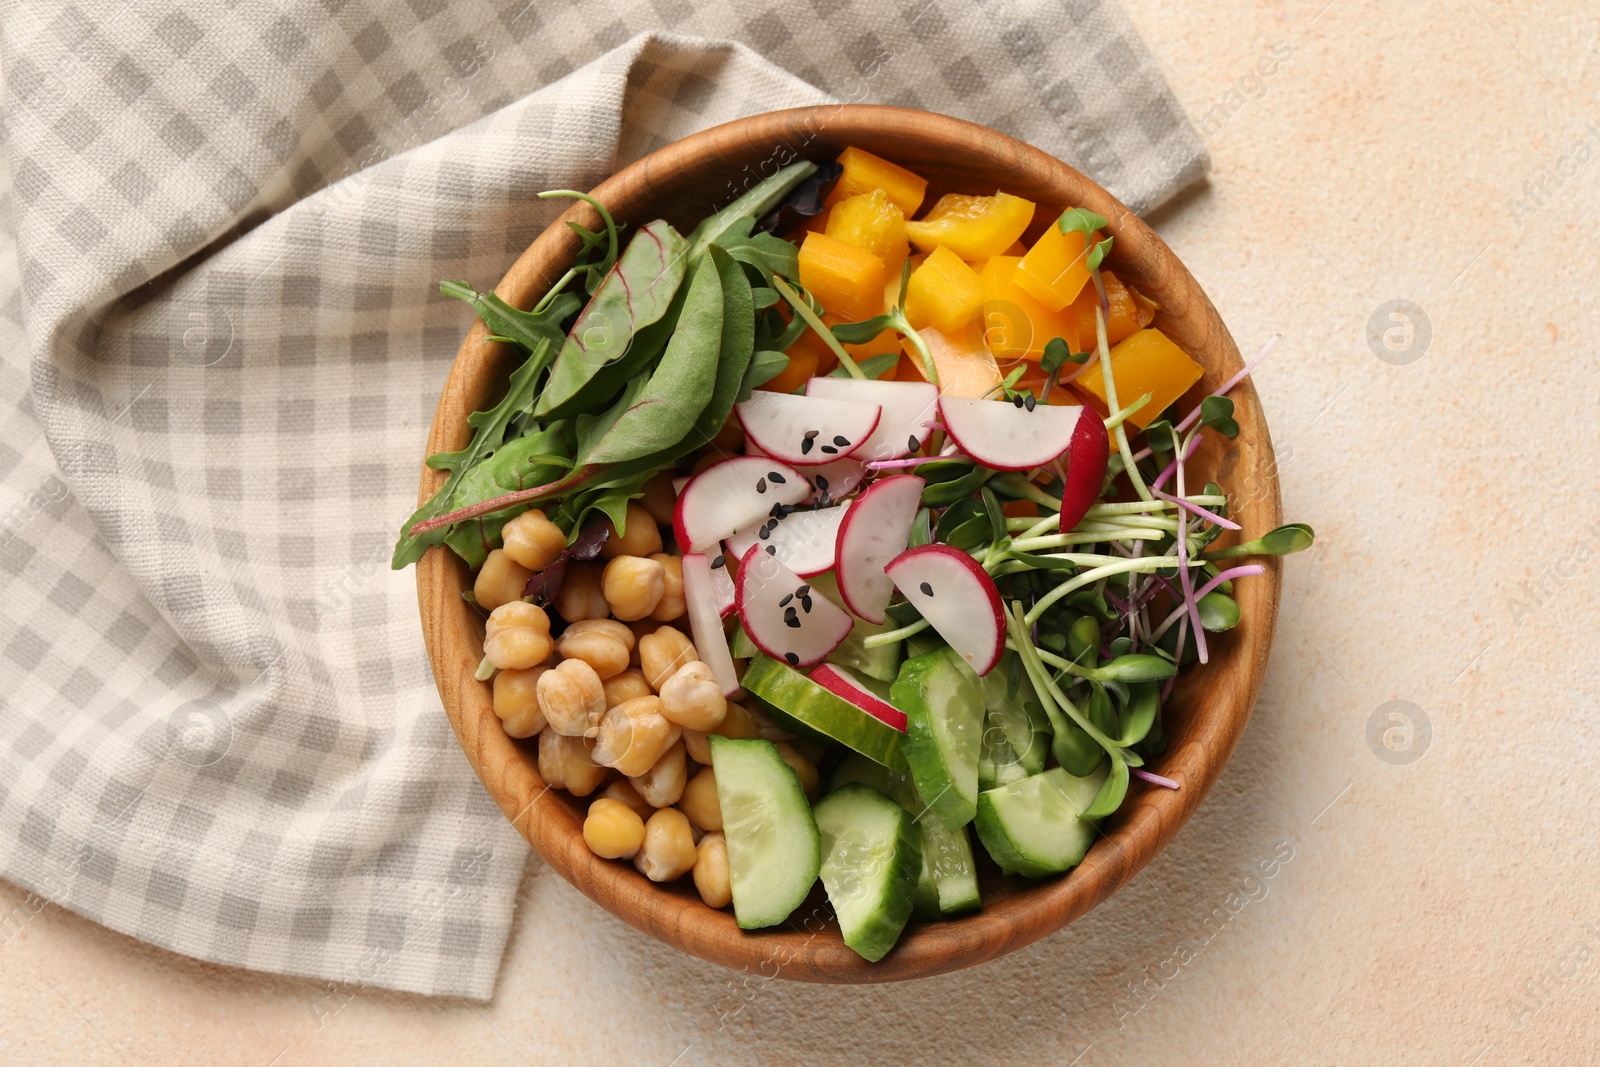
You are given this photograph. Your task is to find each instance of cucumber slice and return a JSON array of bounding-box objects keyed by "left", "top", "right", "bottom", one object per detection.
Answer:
[
  {"left": 730, "top": 621, "right": 759, "bottom": 660},
  {"left": 800, "top": 572, "right": 903, "bottom": 682},
  {"left": 830, "top": 752, "right": 981, "bottom": 918},
  {"left": 978, "top": 723, "right": 1031, "bottom": 792},
  {"left": 973, "top": 765, "right": 1109, "bottom": 878},
  {"left": 978, "top": 652, "right": 1049, "bottom": 776},
  {"left": 741, "top": 653, "right": 907, "bottom": 771},
  {"left": 813, "top": 784, "right": 922, "bottom": 962},
  {"left": 711, "top": 736, "right": 822, "bottom": 929},
  {"left": 890, "top": 647, "right": 985, "bottom": 831}
]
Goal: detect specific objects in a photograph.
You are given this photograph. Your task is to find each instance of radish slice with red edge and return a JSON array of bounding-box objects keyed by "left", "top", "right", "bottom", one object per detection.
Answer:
[
  {"left": 1059, "top": 406, "right": 1110, "bottom": 532},
  {"left": 725, "top": 503, "right": 849, "bottom": 578},
  {"left": 735, "top": 546, "right": 854, "bottom": 668},
  {"left": 706, "top": 548, "right": 737, "bottom": 618},
  {"left": 833, "top": 474, "right": 925, "bottom": 624},
  {"left": 745, "top": 439, "right": 867, "bottom": 503},
  {"left": 937, "top": 394, "right": 1085, "bottom": 472},
  {"left": 810, "top": 664, "right": 907, "bottom": 732},
  {"left": 884, "top": 544, "right": 1005, "bottom": 676},
  {"left": 734, "top": 391, "right": 881, "bottom": 466},
  {"left": 673, "top": 455, "right": 811, "bottom": 552},
  {"left": 681, "top": 553, "right": 741, "bottom": 697},
  {"left": 804, "top": 377, "right": 940, "bottom": 461}
]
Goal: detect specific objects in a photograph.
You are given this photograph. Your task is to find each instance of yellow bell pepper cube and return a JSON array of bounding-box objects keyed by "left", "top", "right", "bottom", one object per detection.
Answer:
[
  {"left": 824, "top": 189, "right": 909, "bottom": 269},
  {"left": 761, "top": 343, "right": 819, "bottom": 394},
  {"left": 977, "top": 256, "right": 1081, "bottom": 362},
  {"left": 1014, "top": 221, "right": 1095, "bottom": 312},
  {"left": 901, "top": 326, "right": 1002, "bottom": 398},
  {"left": 823, "top": 147, "right": 929, "bottom": 216},
  {"left": 1074, "top": 327, "right": 1203, "bottom": 430},
  {"left": 903, "top": 192, "right": 1035, "bottom": 261},
  {"left": 1064, "top": 268, "right": 1154, "bottom": 350},
  {"left": 904, "top": 247, "right": 982, "bottom": 335},
  {"left": 798, "top": 232, "right": 886, "bottom": 324}
]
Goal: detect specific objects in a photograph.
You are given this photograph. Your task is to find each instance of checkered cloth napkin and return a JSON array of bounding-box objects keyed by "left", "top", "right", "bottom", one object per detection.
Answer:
[{"left": 0, "top": 0, "right": 1206, "bottom": 998}]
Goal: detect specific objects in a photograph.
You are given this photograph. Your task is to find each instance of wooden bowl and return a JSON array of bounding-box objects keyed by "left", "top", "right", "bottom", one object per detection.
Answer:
[{"left": 416, "top": 106, "right": 1283, "bottom": 982}]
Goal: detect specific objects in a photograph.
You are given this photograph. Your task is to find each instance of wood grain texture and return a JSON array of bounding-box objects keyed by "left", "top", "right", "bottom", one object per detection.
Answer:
[{"left": 415, "top": 106, "right": 1283, "bottom": 983}]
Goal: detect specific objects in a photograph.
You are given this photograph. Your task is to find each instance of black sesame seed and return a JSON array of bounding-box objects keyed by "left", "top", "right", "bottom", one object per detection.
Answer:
[
  {"left": 756, "top": 477, "right": 767, "bottom": 493},
  {"left": 710, "top": 554, "right": 725, "bottom": 569},
  {"left": 785, "top": 614, "right": 801, "bottom": 629},
  {"left": 759, "top": 526, "right": 771, "bottom": 540},
  {"left": 1025, "top": 395, "right": 1037, "bottom": 412},
  {"left": 833, "top": 435, "right": 850, "bottom": 447},
  {"left": 784, "top": 652, "right": 800, "bottom": 665},
  {"left": 780, "top": 593, "right": 794, "bottom": 607},
  {"left": 803, "top": 429, "right": 820, "bottom": 441},
  {"left": 796, "top": 584, "right": 810, "bottom": 597},
  {"left": 801, "top": 595, "right": 813, "bottom": 613},
  {"left": 766, "top": 545, "right": 776, "bottom": 555},
  {"left": 768, "top": 471, "right": 786, "bottom": 484},
  {"left": 815, "top": 475, "right": 830, "bottom": 490},
  {"left": 920, "top": 581, "right": 934, "bottom": 597},
  {"left": 820, "top": 445, "right": 838, "bottom": 455},
  {"left": 908, "top": 434, "right": 920, "bottom": 453},
  {"left": 801, "top": 437, "right": 814, "bottom": 455}
]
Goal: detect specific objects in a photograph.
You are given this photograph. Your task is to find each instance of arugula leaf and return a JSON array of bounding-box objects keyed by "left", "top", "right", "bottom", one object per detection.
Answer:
[
  {"left": 437, "top": 282, "right": 580, "bottom": 372},
  {"left": 686, "top": 161, "right": 817, "bottom": 264},
  {"left": 536, "top": 219, "right": 689, "bottom": 417},
  {"left": 740, "top": 350, "right": 790, "bottom": 401},
  {"left": 537, "top": 190, "right": 621, "bottom": 293},
  {"left": 580, "top": 251, "right": 724, "bottom": 466},
  {"left": 393, "top": 338, "right": 557, "bottom": 568},
  {"left": 713, "top": 217, "right": 800, "bottom": 284},
  {"left": 441, "top": 427, "right": 570, "bottom": 568},
  {"left": 755, "top": 160, "right": 842, "bottom": 235}
]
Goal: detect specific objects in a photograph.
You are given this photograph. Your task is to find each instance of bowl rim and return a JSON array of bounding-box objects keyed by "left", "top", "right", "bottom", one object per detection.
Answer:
[{"left": 415, "top": 104, "right": 1284, "bottom": 983}]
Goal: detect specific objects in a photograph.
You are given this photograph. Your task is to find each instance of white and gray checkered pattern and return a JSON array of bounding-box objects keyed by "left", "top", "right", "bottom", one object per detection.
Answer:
[{"left": 0, "top": 0, "right": 1206, "bottom": 998}]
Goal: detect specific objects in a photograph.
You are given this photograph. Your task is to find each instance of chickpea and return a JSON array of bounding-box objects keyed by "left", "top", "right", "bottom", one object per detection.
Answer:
[
  {"left": 678, "top": 766, "right": 722, "bottom": 832},
  {"left": 693, "top": 832, "right": 732, "bottom": 908},
  {"left": 474, "top": 549, "right": 534, "bottom": 612},
  {"left": 554, "top": 560, "right": 608, "bottom": 622},
  {"left": 483, "top": 601, "right": 552, "bottom": 670},
  {"left": 501, "top": 509, "right": 568, "bottom": 571},
  {"left": 538, "top": 730, "right": 605, "bottom": 796},
  {"left": 639, "top": 473, "right": 677, "bottom": 525},
  {"left": 711, "top": 415, "right": 745, "bottom": 454},
  {"left": 602, "top": 668, "right": 653, "bottom": 708},
  {"left": 649, "top": 553, "right": 686, "bottom": 622},
  {"left": 555, "top": 618, "right": 633, "bottom": 680},
  {"left": 750, "top": 704, "right": 794, "bottom": 742},
  {"left": 633, "top": 807, "right": 696, "bottom": 882},
  {"left": 591, "top": 695, "right": 681, "bottom": 777},
  {"left": 492, "top": 666, "right": 549, "bottom": 738},
  {"left": 602, "top": 555, "right": 664, "bottom": 622},
  {"left": 600, "top": 502, "right": 664, "bottom": 559},
  {"left": 659, "top": 661, "right": 728, "bottom": 731},
  {"left": 630, "top": 740, "right": 687, "bottom": 807},
  {"left": 774, "top": 742, "right": 820, "bottom": 797},
  {"left": 537, "top": 658, "right": 606, "bottom": 737},
  {"left": 716, "top": 701, "right": 764, "bottom": 740},
  {"left": 583, "top": 798, "right": 646, "bottom": 859},
  {"left": 639, "top": 626, "right": 697, "bottom": 691},
  {"left": 600, "top": 778, "right": 655, "bottom": 821},
  {"left": 681, "top": 729, "right": 712, "bottom": 765}
]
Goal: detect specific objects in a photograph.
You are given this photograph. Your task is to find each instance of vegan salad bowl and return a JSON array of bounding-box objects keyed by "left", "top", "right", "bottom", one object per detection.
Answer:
[{"left": 401, "top": 106, "right": 1308, "bottom": 981}]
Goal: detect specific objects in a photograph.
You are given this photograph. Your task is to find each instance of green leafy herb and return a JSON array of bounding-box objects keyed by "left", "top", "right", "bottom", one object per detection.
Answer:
[
  {"left": 1086, "top": 236, "right": 1114, "bottom": 272},
  {"left": 1142, "top": 418, "right": 1178, "bottom": 454},
  {"left": 535, "top": 219, "right": 689, "bottom": 417},
  {"left": 1057, "top": 208, "right": 1110, "bottom": 237},
  {"left": 537, "top": 190, "right": 621, "bottom": 295},
  {"left": 685, "top": 161, "right": 817, "bottom": 264},
  {"left": 1199, "top": 395, "right": 1239, "bottom": 438},
  {"left": 438, "top": 281, "right": 580, "bottom": 360},
  {"left": 739, "top": 350, "right": 791, "bottom": 400},
  {"left": 827, "top": 352, "right": 899, "bottom": 380},
  {"left": 712, "top": 217, "right": 800, "bottom": 284},
  {"left": 1206, "top": 522, "right": 1316, "bottom": 560}
]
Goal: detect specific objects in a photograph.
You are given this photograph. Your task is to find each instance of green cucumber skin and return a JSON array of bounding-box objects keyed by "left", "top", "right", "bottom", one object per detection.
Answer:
[
  {"left": 710, "top": 736, "right": 822, "bottom": 930},
  {"left": 830, "top": 752, "right": 981, "bottom": 918},
  {"left": 974, "top": 766, "right": 1108, "bottom": 878},
  {"left": 814, "top": 784, "right": 923, "bottom": 963},
  {"left": 891, "top": 649, "right": 984, "bottom": 833},
  {"left": 741, "top": 654, "right": 907, "bottom": 771}
]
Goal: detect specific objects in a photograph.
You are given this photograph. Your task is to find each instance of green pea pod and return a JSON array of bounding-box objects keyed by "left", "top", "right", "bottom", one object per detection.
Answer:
[{"left": 1118, "top": 680, "right": 1160, "bottom": 747}]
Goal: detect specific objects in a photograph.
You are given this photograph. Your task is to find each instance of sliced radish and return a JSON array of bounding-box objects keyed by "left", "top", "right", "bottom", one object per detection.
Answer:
[
  {"left": 701, "top": 548, "right": 737, "bottom": 617},
  {"left": 1059, "top": 406, "right": 1110, "bottom": 532},
  {"left": 833, "top": 475, "right": 925, "bottom": 624},
  {"left": 726, "top": 503, "right": 850, "bottom": 578},
  {"left": 885, "top": 544, "right": 1005, "bottom": 676},
  {"left": 938, "top": 394, "right": 1085, "bottom": 472},
  {"left": 735, "top": 547, "right": 854, "bottom": 668},
  {"left": 745, "top": 439, "right": 866, "bottom": 502},
  {"left": 681, "top": 553, "right": 741, "bottom": 697},
  {"left": 673, "top": 456, "right": 811, "bottom": 552},
  {"left": 810, "top": 664, "right": 907, "bottom": 732},
  {"left": 804, "top": 377, "right": 940, "bottom": 461},
  {"left": 734, "top": 391, "right": 881, "bottom": 466}
]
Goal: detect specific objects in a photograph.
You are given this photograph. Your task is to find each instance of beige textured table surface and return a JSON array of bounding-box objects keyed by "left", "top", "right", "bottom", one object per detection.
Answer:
[{"left": 4, "top": 2, "right": 1598, "bottom": 1064}]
